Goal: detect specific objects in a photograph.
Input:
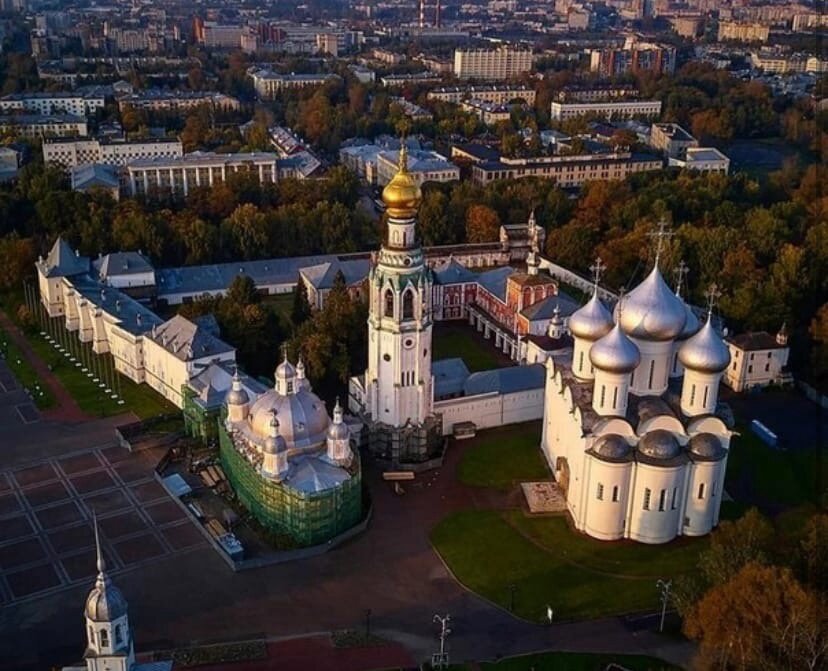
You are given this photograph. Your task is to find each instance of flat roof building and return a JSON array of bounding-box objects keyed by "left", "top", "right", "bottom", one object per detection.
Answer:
[
  {"left": 44, "top": 137, "right": 183, "bottom": 169},
  {"left": 550, "top": 99, "right": 662, "bottom": 121},
  {"left": 453, "top": 46, "right": 534, "bottom": 80}
]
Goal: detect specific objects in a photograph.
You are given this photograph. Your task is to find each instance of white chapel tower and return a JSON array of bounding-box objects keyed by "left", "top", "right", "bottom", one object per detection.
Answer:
[{"left": 357, "top": 145, "right": 442, "bottom": 465}]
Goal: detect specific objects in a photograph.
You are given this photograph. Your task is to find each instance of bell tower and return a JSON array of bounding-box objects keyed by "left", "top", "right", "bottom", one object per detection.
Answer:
[{"left": 361, "top": 145, "right": 442, "bottom": 465}]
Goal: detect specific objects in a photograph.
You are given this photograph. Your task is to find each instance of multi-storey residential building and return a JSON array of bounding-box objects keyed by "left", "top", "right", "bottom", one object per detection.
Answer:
[
  {"left": 116, "top": 90, "right": 240, "bottom": 113},
  {"left": 126, "top": 152, "right": 282, "bottom": 198},
  {"left": 0, "top": 114, "right": 88, "bottom": 138},
  {"left": 792, "top": 13, "right": 828, "bottom": 31},
  {"left": 718, "top": 21, "right": 770, "bottom": 43},
  {"left": 589, "top": 41, "right": 676, "bottom": 77},
  {"left": 43, "top": 137, "right": 183, "bottom": 169},
  {"left": 427, "top": 84, "right": 536, "bottom": 105},
  {"left": 0, "top": 92, "right": 105, "bottom": 116},
  {"left": 390, "top": 97, "right": 432, "bottom": 121},
  {"left": 650, "top": 123, "right": 698, "bottom": 159},
  {"left": 201, "top": 22, "right": 244, "bottom": 49},
  {"left": 461, "top": 99, "right": 513, "bottom": 125},
  {"left": 248, "top": 69, "right": 340, "bottom": 99},
  {"left": 556, "top": 85, "right": 639, "bottom": 103},
  {"left": 379, "top": 72, "right": 442, "bottom": 87},
  {"left": 376, "top": 149, "right": 460, "bottom": 186},
  {"left": 469, "top": 151, "right": 662, "bottom": 187},
  {"left": 453, "top": 47, "right": 534, "bottom": 80},
  {"left": 550, "top": 100, "right": 662, "bottom": 121}
]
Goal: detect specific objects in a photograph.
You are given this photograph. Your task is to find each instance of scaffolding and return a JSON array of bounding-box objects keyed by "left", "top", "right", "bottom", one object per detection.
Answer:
[
  {"left": 218, "top": 428, "right": 363, "bottom": 548},
  {"left": 367, "top": 414, "right": 444, "bottom": 467}
]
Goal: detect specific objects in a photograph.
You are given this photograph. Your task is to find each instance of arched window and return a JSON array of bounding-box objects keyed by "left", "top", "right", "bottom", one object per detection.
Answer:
[
  {"left": 578, "top": 350, "right": 584, "bottom": 372},
  {"left": 402, "top": 290, "right": 414, "bottom": 320},
  {"left": 702, "top": 386, "right": 709, "bottom": 407},
  {"left": 89, "top": 626, "right": 94, "bottom": 644},
  {"left": 648, "top": 360, "right": 655, "bottom": 388},
  {"left": 690, "top": 384, "right": 696, "bottom": 406},
  {"left": 596, "top": 483, "right": 604, "bottom": 500},
  {"left": 612, "top": 485, "right": 619, "bottom": 502},
  {"left": 599, "top": 385, "right": 606, "bottom": 407},
  {"left": 99, "top": 629, "right": 109, "bottom": 648},
  {"left": 384, "top": 289, "right": 394, "bottom": 317}
]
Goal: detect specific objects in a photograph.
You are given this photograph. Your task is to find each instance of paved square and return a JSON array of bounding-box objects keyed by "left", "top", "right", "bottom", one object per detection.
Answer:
[{"left": 0, "top": 445, "right": 207, "bottom": 605}]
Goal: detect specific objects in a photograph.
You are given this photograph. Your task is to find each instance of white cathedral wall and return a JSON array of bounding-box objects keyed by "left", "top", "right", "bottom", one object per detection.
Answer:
[
  {"left": 683, "top": 459, "right": 726, "bottom": 536},
  {"left": 583, "top": 456, "right": 632, "bottom": 540},
  {"left": 627, "top": 462, "right": 685, "bottom": 544}
]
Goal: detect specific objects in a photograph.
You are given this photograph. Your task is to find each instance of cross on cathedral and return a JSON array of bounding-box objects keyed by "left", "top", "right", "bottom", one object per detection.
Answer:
[
  {"left": 705, "top": 283, "right": 722, "bottom": 315},
  {"left": 590, "top": 257, "right": 606, "bottom": 291},
  {"left": 673, "top": 260, "right": 689, "bottom": 296},
  {"left": 648, "top": 219, "right": 674, "bottom": 266},
  {"left": 616, "top": 287, "right": 627, "bottom": 319}
]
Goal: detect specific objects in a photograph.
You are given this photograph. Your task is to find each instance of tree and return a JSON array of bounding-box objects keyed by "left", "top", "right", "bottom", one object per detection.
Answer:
[
  {"left": 684, "top": 563, "right": 827, "bottom": 671},
  {"left": 222, "top": 203, "right": 268, "bottom": 259},
  {"left": 291, "top": 280, "right": 312, "bottom": 328},
  {"left": 699, "top": 508, "right": 775, "bottom": 587},
  {"left": 809, "top": 304, "right": 828, "bottom": 385},
  {"left": 0, "top": 233, "right": 35, "bottom": 290},
  {"left": 465, "top": 204, "right": 500, "bottom": 243}
]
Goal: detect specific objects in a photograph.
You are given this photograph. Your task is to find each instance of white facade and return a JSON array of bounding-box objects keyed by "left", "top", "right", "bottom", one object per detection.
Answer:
[
  {"left": 43, "top": 138, "right": 183, "bottom": 169},
  {"left": 427, "top": 85, "right": 536, "bottom": 105},
  {"left": 248, "top": 69, "right": 340, "bottom": 99},
  {"left": 0, "top": 114, "right": 88, "bottom": 137},
  {"left": 0, "top": 92, "right": 105, "bottom": 116},
  {"left": 453, "top": 47, "right": 534, "bottom": 80},
  {"left": 723, "top": 330, "right": 790, "bottom": 392},
  {"left": 375, "top": 150, "right": 460, "bottom": 187},
  {"left": 669, "top": 147, "right": 730, "bottom": 174},
  {"left": 550, "top": 100, "right": 662, "bottom": 121}
]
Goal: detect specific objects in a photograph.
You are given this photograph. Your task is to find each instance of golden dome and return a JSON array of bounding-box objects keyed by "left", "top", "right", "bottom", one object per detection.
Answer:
[{"left": 382, "top": 145, "right": 422, "bottom": 219}]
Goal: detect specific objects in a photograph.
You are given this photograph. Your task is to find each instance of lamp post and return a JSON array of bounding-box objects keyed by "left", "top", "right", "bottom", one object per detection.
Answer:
[
  {"left": 432, "top": 613, "right": 451, "bottom": 669},
  {"left": 656, "top": 579, "right": 672, "bottom": 633}
]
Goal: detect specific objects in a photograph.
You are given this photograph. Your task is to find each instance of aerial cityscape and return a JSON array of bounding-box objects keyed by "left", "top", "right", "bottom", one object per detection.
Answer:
[{"left": 0, "top": 0, "right": 825, "bottom": 669}]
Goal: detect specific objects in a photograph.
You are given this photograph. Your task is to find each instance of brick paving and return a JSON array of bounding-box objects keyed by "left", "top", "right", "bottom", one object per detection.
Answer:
[{"left": 0, "top": 445, "right": 208, "bottom": 606}]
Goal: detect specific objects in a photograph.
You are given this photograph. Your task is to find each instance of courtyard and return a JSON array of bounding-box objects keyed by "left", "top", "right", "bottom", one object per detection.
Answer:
[{"left": 432, "top": 322, "right": 514, "bottom": 372}]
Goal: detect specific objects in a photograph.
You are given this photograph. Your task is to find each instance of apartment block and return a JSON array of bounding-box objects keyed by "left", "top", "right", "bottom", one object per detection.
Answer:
[
  {"left": 453, "top": 47, "right": 534, "bottom": 80},
  {"left": 0, "top": 114, "right": 88, "bottom": 138},
  {"left": 550, "top": 99, "right": 662, "bottom": 121},
  {"left": 650, "top": 123, "right": 698, "bottom": 159},
  {"left": 718, "top": 21, "right": 770, "bottom": 43},
  {"left": 43, "top": 137, "right": 183, "bottom": 169},
  {"left": 116, "top": 90, "right": 240, "bottom": 113},
  {"left": 249, "top": 69, "right": 340, "bottom": 99},
  {"left": 427, "top": 84, "right": 536, "bottom": 105},
  {"left": 0, "top": 92, "right": 105, "bottom": 117}
]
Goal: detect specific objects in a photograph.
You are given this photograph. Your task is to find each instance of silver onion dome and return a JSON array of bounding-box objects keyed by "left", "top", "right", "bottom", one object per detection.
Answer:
[
  {"left": 225, "top": 370, "right": 250, "bottom": 406},
  {"left": 589, "top": 323, "right": 641, "bottom": 374},
  {"left": 678, "top": 316, "right": 730, "bottom": 373},
  {"left": 637, "top": 429, "right": 681, "bottom": 460},
  {"left": 85, "top": 523, "right": 127, "bottom": 622},
  {"left": 618, "top": 265, "right": 687, "bottom": 341},
  {"left": 569, "top": 292, "right": 614, "bottom": 341},
  {"left": 677, "top": 302, "right": 701, "bottom": 340},
  {"left": 591, "top": 434, "right": 632, "bottom": 461},
  {"left": 263, "top": 432, "right": 287, "bottom": 454},
  {"left": 687, "top": 433, "right": 726, "bottom": 461},
  {"left": 275, "top": 356, "right": 296, "bottom": 382}
]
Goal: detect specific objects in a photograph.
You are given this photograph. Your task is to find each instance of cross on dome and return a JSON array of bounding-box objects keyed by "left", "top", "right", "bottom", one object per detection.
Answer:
[
  {"left": 647, "top": 219, "right": 674, "bottom": 267},
  {"left": 673, "top": 260, "right": 689, "bottom": 297},
  {"left": 93, "top": 512, "right": 105, "bottom": 575},
  {"left": 589, "top": 256, "right": 606, "bottom": 292},
  {"left": 616, "top": 287, "right": 627, "bottom": 320},
  {"left": 705, "top": 283, "right": 722, "bottom": 316}
]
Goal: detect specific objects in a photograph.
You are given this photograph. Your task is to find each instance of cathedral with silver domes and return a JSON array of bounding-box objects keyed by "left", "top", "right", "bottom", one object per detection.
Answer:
[
  {"left": 218, "top": 354, "right": 362, "bottom": 547},
  {"left": 541, "top": 243, "right": 734, "bottom": 544}
]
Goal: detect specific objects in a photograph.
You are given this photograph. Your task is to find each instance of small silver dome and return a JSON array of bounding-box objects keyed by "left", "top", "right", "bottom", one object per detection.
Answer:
[
  {"left": 568, "top": 292, "right": 613, "bottom": 341},
  {"left": 226, "top": 371, "right": 250, "bottom": 406},
  {"left": 589, "top": 324, "right": 641, "bottom": 374},
  {"left": 263, "top": 432, "right": 287, "bottom": 454},
  {"left": 618, "top": 266, "right": 687, "bottom": 341},
  {"left": 677, "top": 302, "right": 701, "bottom": 340},
  {"left": 637, "top": 429, "right": 681, "bottom": 460},
  {"left": 275, "top": 357, "right": 296, "bottom": 381},
  {"left": 327, "top": 420, "right": 350, "bottom": 442},
  {"left": 678, "top": 317, "right": 730, "bottom": 373},
  {"left": 85, "top": 576, "right": 127, "bottom": 622},
  {"left": 592, "top": 434, "right": 632, "bottom": 461},
  {"left": 688, "top": 433, "right": 726, "bottom": 461}
]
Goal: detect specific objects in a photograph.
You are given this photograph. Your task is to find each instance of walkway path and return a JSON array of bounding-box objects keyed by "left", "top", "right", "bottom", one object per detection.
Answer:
[{"left": 0, "top": 310, "right": 89, "bottom": 423}]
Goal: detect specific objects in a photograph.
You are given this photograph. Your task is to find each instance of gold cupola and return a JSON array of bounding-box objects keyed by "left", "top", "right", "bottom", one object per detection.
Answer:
[{"left": 381, "top": 144, "right": 422, "bottom": 219}]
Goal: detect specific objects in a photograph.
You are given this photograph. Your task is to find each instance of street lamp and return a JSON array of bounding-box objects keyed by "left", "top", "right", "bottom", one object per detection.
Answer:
[
  {"left": 656, "top": 579, "right": 672, "bottom": 633},
  {"left": 432, "top": 613, "right": 451, "bottom": 669}
]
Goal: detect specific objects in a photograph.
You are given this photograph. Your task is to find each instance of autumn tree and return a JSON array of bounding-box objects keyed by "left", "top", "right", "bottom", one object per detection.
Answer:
[
  {"left": 221, "top": 203, "right": 268, "bottom": 259},
  {"left": 684, "top": 563, "right": 827, "bottom": 671},
  {"left": 0, "top": 233, "right": 35, "bottom": 290},
  {"left": 809, "top": 304, "right": 828, "bottom": 385},
  {"left": 465, "top": 204, "right": 500, "bottom": 243}
]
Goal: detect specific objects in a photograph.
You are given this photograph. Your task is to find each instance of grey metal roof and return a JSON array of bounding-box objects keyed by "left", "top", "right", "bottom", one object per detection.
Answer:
[
  {"left": 519, "top": 291, "right": 580, "bottom": 321},
  {"left": 476, "top": 266, "right": 513, "bottom": 301},
  {"left": 70, "top": 163, "right": 120, "bottom": 191},
  {"left": 187, "top": 361, "right": 267, "bottom": 410},
  {"left": 39, "top": 237, "right": 90, "bottom": 278},
  {"left": 93, "top": 251, "right": 154, "bottom": 278},
  {"left": 463, "top": 364, "right": 545, "bottom": 396},
  {"left": 299, "top": 258, "right": 370, "bottom": 290},
  {"left": 156, "top": 254, "right": 338, "bottom": 297},
  {"left": 433, "top": 357, "right": 471, "bottom": 398},
  {"left": 433, "top": 258, "right": 478, "bottom": 285},
  {"left": 284, "top": 454, "right": 351, "bottom": 494},
  {"left": 148, "top": 314, "right": 234, "bottom": 362},
  {"left": 70, "top": 276, "right": 163, "bottom": 335}
]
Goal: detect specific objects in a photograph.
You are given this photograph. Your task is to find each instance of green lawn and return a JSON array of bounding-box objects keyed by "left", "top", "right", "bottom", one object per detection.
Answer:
[
  {"left": 433, "top": 323, "right": 505, "bottom": 372},
  {"left": 0, "top": 328, "right": 55, "bottom": 409},
  {"left": 480, "top": 651, "right": 679, "bottom": 671},
  {"left": 263, "top": 292, "right": 295, "bottom": 327},
  {"left": 457, "top": 422, "right": 550, "bottom": 490},
  {"left": 30, "top": 333, "right": 175, "bottom": 419},
  {"left": 726, "top": 425, "right": 826, "bottom": 508},
  {"left": 431, "top": 509, "right": 706, "bottom": 622}
]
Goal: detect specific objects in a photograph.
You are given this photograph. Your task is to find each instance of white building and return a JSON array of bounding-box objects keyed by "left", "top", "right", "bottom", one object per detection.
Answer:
[
  {"left": 375, "top": 149, "right": 459, "bottom": 187},
  {"left": 248, "top": 69, "right": 340, "bottom": 99},
  {"left": 43, "top": 137, "right": 183, "bottom": 169},
  {"left": 116, "top": 90, "right": 240, "bottom": 113},
  {"left": 427, "top": 84, "right": 536, "bottom": 105},
  {"left": 550, "top": 99, "right": 662, "bottom": 121},
  {"left": 650, "top": 123, "right": 698, "bottom": 159},
  {"left": 540, "top": 254, "right": 733, "bottom": 545},
  {"left": 723, "top": 328, "right": 790, "bottom": 392},
  {"left": 453, "top": 47, "right": 534, "bottom": 80},
  {"left": 461, "top": 98, "right": 513, "bottom": 125},
  {"left": 125, "top": 151, "right": 282, "bottom": 198},
  {"left": 669, "top": 147, "right": 730, "bottom": 174},
  {"left": 62, "top": 521, "right": 171, "bottom": 671},
  {"left": 0, "top": 113, "right": 88, "bottom": 138},
  {"left": 0, "top": 92, "right": 105, "bottom": 116}
]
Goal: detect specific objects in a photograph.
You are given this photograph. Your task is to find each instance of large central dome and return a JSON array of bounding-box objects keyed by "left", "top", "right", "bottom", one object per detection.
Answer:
[
  {"left": 618, "top": 265, "right": 687, "bottom": 341},
  {"left": 248, "top": 388, "right": 330, "bottom": 449}
]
